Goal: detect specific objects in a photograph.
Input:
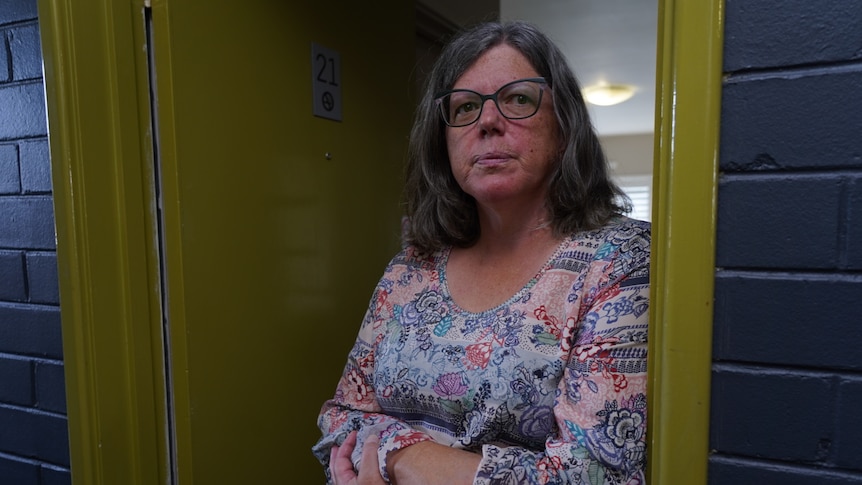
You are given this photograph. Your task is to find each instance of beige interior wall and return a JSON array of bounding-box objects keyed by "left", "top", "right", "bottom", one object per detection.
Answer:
[{"left": 602, "top": 133, "right": 655, "bottom": 177}]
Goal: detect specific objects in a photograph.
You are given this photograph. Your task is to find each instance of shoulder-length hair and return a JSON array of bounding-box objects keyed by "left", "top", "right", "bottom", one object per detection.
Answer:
[{"left": 403, "top": 20, "right": 630, "bottom": 252}]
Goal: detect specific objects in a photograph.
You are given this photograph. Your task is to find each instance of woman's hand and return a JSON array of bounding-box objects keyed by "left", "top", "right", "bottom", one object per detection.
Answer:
[{"left": 330, "top": 430, "right": 387, "bottom": 485}]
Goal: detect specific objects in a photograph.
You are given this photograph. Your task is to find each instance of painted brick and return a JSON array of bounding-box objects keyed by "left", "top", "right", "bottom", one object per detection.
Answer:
[
  {"left": 834, "top": 377, "right": 862, "bottom": 469},
  {"left": 0, "top": 356, "right": 32, "bottom": 405},
  {"left": 0, "top": 304, "right": 63, "bottom": 358},
  {"left": 710, "top": 455, "right": 862, "bottom": 485},
  {"left": 3, "top": 0, "right": 68, "bottom": 476},
  {"left": 0, "top": 143, "right": 19, "bottom": 194},
  {"left": 710, "top": 365, "right": 834, "bottom": 463},
  {"left": 846, "top": 177, "right": 862, "bottom": 270},
  {"left": 0, "top": 81, "right": 47, "bottom": 140},
  {"left": 9, "top": 24, "right": 41, "bottom": 81},
  {"left": 26, "top": 252, "right": 59, "bottom": 304},
  {"left": 0, "top": 456, "right": 39, "bottom": 485},
  {"left": 723, "top": 0, "right": 862, "bottom": 72},
  {"left": 35, "top": 361, "right": 65, "bottom": 414},
  {"left": 713, "top": 272, "right": 862, "bottom": 370},
  {"left": 20, "top": 139, "right": 51, "bottom": 194},
  {"left": 720, "top": 69, "right": 862, "bottom": 172},
  {"left": 0, "top": 196, "right": 56, "bottom": 250},
  {"left": 0, "top": 250, "right": 26, "bottom": 301},
  {"left": 0, "top": 406, "right": 69, "bottom": 466},
  {"left": 41, "top": 466, "right": 72, "bottom": 485},
  {"left": 0, "top": 0, "right": 38, "bottom": 26},
  {"left": 716, "top": 174, "right": 841, "bottom": 269}
]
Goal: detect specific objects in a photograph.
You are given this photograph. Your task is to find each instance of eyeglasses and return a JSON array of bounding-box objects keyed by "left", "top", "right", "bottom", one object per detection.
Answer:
[{"left": 434, "top": 77, "right": 548, "bottom": 127}]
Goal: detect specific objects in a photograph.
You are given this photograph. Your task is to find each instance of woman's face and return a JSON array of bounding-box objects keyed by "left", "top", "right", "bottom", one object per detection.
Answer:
[{"left": 445, "top": 43, "right": 561, "bottom": 212}]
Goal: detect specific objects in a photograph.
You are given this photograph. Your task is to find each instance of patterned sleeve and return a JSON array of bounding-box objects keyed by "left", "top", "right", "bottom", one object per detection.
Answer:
[
  {"left": 312, "top": 256, "right": 435, "bottom": 484},
  {"left": 474, "top": 223, "right": 650, "bottom": 484}
]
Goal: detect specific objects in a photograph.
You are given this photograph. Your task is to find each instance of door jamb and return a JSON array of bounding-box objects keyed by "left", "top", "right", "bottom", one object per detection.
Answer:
[{"left": 647, "top": 0, "right": 724, "bottom": 483}]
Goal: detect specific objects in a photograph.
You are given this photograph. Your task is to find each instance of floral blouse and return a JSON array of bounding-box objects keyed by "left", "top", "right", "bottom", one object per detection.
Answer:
[{"left": 313, "top": 217, "right": 650, "bottom": 484}]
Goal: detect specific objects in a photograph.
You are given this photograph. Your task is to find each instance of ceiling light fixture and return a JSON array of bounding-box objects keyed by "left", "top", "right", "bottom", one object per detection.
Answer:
[{"left": 582, "top": 83, "right": 636, "bottom": 106}]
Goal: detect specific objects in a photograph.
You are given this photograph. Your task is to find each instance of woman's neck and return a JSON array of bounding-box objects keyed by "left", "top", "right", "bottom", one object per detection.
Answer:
[
  {"left": 446, "top": 208, "right": 564, "bottom": 313},
  {"left": 473, "top": 203, "right": 556, "bottom": 253}
]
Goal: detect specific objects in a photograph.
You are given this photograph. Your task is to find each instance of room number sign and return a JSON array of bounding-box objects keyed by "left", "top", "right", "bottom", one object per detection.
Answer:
[{"left": 312, "top": 43, "right": 342, "bottom": 121}]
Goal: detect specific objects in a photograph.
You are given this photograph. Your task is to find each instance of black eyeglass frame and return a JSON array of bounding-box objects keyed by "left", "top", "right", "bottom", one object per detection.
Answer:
[{"left": 434, "top": 77, "right": 549, "bottom": 127}]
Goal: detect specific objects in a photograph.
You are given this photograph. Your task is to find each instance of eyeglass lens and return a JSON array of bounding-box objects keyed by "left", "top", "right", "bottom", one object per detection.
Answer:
[{"left": 439, "top": 79, "right": 544, "bottom": 127}]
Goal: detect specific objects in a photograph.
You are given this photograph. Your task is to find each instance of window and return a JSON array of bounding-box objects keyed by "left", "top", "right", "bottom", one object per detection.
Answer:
[{"left": 617, "top": 175, "right": 652, "bottom": 222}]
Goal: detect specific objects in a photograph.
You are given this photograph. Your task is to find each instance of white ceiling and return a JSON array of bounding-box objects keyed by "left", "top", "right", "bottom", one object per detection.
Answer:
[{"left": 419, "top": 0, "right": 658, "bottom": 137}]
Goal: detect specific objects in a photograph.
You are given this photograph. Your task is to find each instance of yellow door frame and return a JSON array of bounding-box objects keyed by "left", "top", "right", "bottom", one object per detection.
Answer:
[
  {"left": 39, "top": 0, "right": 723, "bottom": 483},
  {"left": 39, "top": 0, "right": 170, "bottom": 483},
  {"left": 648, "top": 0, "right": 724, "bottom": 483}
]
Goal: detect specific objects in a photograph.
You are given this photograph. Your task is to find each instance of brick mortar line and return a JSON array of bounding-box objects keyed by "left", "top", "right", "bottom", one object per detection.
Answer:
[
  {"left": 723, "top": 58, "right": 862, "bottom": 84},
  {"left": 714, "top": 268, "right": 862, "bottom": 281},
  {"left": 0, "top": 18, "right": 39, "bottom": 30},
  {"left": 0, "top": 300, "right": 60, "bottom": 311},
  {"left": 718, "top": 170, "right": 862, "bottom": 182},
  {"left": 0, "top": 400, "right": 66, "bottom": 418},
  {"left": 0, "top": 449, "right": 70, "bottom": 472},
  {"left": 709, "top": 453, "right": 862, "bottom": 478},
  {"left": 0, "top": 351, "right": 63, "bottom": 365},
  {"left": 712, "top": 361, "right": 862, "bottom": 380}
]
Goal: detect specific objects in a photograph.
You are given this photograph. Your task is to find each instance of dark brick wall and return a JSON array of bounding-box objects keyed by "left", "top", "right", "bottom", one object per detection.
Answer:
[
  {"left": 0, "top": 0, "right": 71, "bottom": 483},
  {"left": 711, "top": 0, "right": 862, "bottom": 483}
]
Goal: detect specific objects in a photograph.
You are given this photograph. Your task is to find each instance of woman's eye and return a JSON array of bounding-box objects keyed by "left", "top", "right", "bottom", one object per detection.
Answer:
[
  {"left": 455, "top": 102, "right": 478, "bottom": 115},
  {"left": 506, "top": 93, "right": 532, "bottom": 105}
]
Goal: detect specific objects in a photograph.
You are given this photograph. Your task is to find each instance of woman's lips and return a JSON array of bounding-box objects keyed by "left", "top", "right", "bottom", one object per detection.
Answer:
[{"left": 474, "top": 152, "right": 511, "bottom": 167}]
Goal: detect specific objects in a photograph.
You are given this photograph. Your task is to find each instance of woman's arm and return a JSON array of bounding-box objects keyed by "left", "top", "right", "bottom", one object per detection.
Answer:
[
  {"left": 315, "top": 253, "right": 440, "bottom": 483},
  {"left": 314, "top": 327, "right": 437, "bottom": 483},
  {"left": 323, "top": 225, "right": 650, "bottom": 484},
  {"left": 386, "top": 441, "right": 482, "bottom": 485},
  {"left": 471, "top": 226, "right": 651, "bottom": 484},
  {"left": 379, "top": 250, "right": 649, "bottom": 484}
]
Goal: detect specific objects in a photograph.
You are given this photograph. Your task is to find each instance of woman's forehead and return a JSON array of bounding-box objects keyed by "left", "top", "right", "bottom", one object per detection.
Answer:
[{"left": 453, "top": 44, "right": 539, "bottom": 91}]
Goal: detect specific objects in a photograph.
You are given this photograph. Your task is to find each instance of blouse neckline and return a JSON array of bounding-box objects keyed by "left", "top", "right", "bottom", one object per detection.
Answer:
[{"left": 436, "top": 235, "right": 572, "bottom": 317}]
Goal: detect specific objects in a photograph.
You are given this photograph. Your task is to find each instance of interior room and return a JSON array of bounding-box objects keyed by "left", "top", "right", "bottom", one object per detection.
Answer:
[{"left": 418, "top": 0, "right": 657, "bottom": 222}]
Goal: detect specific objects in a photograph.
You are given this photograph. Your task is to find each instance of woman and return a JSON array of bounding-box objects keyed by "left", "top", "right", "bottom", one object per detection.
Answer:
[{"left": 313, "top": 20, "right": 650, "bottom": 484}]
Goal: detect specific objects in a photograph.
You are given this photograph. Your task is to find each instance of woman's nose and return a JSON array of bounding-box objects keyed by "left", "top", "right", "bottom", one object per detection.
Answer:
[{"left": 477, "top": 99, "right": 505, "bottom": 134}]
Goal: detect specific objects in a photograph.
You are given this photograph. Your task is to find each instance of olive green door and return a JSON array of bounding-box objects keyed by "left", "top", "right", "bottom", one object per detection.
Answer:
[{"left": 150, "top": 2, "right": 415, "bottom": 483}]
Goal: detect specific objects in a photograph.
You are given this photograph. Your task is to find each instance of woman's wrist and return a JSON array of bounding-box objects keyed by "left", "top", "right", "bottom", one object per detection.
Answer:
[
  {"left": 384, "top": 441, "right": 423, "bottom": 482},
  {"left": 385, "top": 441, "right": 481, "bottom": 485}
]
